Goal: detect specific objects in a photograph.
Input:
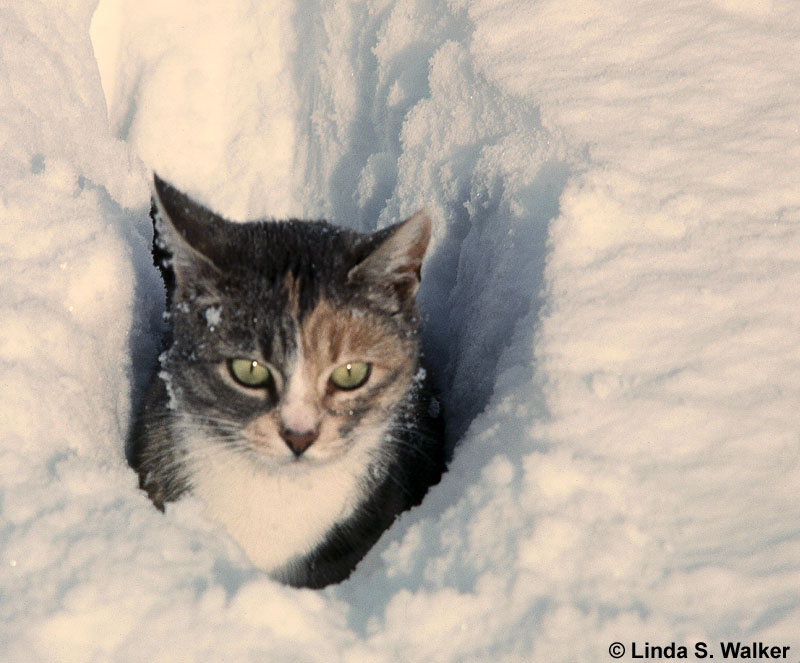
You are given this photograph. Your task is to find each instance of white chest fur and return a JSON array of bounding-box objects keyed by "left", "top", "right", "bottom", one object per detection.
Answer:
[{"left": 184, "top": 435, "right": 378, "bottom": 576}]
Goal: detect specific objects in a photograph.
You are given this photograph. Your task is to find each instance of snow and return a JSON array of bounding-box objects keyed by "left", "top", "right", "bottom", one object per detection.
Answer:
[
  {"left": 204, "top": 305, "right": 222, "bottom": 330},
  {"left": 2, "top": 0, "right": 799, "bottom": 660}
]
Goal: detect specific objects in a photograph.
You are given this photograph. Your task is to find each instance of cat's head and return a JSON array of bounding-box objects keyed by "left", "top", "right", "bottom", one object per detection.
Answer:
[{"left": 152, "top": 174, "right": 432, "bottom": 469}]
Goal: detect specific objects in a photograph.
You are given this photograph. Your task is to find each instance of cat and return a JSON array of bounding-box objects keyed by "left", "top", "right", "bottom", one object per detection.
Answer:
[{"left": 130, "top": 174, "right": 446, "bottom": 588}]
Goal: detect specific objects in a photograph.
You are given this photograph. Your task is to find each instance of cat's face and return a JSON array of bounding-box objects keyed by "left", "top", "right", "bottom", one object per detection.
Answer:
[
  {"left": 164, "top": 283, "right": 419, "bottom": 467},
  {"left": 153, "top": 176, "right": 430, "bottom": 470}
]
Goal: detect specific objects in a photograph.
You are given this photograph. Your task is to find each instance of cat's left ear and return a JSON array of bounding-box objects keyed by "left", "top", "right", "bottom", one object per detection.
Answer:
[
  {"left": 348, "top": 210, "right": 432, "bottom": 309},
  {"left": 151, "top": 173, "right": 233, "bottom": 297}
]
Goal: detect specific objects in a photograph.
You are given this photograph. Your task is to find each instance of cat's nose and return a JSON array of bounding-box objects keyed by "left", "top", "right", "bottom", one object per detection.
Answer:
[{"left": 279, "top": 426, "right": 319, "bottom": 457}]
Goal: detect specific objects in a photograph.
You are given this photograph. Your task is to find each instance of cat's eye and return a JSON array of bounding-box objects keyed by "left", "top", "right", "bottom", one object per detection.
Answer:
[
  {"left": 229, "top": 359, "right": 272, "bottom": 388},
  {"left": 329, "top": 362, "right": 371, "bottom": 390}
]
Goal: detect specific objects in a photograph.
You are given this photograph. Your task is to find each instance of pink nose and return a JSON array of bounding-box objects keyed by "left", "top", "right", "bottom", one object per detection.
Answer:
[{"left": 279, "top": 426, "right": 319, "bottom": 456}]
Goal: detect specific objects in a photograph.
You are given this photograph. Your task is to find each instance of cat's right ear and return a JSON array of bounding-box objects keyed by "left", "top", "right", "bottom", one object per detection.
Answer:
[
  {"left": 348, "top": 209, "right": 432, "bottom": 313},
  {"left": 151, "top": 174, "right": 228, "bottom": 291}
]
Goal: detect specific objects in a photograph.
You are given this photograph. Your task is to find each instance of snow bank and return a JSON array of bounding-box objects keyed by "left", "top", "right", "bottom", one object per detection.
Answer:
[{"left": 2, "top": 0, "right": 799, "bottom": 660}]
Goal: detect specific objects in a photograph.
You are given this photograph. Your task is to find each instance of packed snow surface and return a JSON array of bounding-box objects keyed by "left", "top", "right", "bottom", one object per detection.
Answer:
[{"left": 2, "top": 0, "right": 799, "bottom": 660}]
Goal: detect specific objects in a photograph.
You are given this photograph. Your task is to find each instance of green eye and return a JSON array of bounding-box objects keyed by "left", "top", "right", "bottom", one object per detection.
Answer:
[
  {"left": 330, "top": 362, "right": 371, "bottom": 390},
  {"left": 229, "top": 359, "right": 272, "bottom": 387}
]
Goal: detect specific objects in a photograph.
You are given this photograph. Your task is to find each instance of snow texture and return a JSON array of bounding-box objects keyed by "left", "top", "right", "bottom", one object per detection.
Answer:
[{"left": 2, "top": 0, "right": 799, "bottom": 660}]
